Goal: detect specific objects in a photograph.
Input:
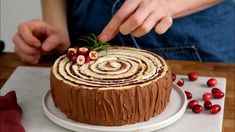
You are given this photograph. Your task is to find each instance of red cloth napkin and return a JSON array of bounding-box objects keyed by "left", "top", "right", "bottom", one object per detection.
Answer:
[{"left": 0, "top": 91, "right": 25, "bottom": 132}]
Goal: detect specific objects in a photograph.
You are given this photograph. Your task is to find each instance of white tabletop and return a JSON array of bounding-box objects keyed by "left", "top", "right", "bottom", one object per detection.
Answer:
[{"left": 1, "top": 66, "right": 226, "bottom": 132}]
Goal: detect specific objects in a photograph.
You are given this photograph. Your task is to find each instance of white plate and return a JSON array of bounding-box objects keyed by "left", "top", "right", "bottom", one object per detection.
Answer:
[{"left": 42, "top": 84, "right": 187, "bottom": 132}]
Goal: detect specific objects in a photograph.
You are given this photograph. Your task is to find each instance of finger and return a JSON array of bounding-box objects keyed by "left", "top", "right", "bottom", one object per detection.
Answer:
[
  {"left": 13, "top": 33, "right": 41, "bottom": 55},
  {"left": 41, "top": 35, "right": 59, "bottom": 52},
  {"left": 42, "top": 34, "right": 68, "bottom": 53},
  {"left": 155, "top": 16, "right": 173, "bottom": 35},
  {"left": 99, "top": 0, "right": 140, "bottom": 42},
  {"left": 18, "top": 23, "right": 41, "bottom": 48},
  {"left": 14, "top": 47, "right": 40, "bottom": 64},
  {"left": 119, "top": 1, "right": 153, "bottom": 35},
  {"left": 28, "top": 20, "right": 55, "bottom": 37},
  {"left": 131, "top": 11, "right": 162, "bottom": 37}
]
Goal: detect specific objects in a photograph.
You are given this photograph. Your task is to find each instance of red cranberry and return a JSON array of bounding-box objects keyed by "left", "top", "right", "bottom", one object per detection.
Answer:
[
  {"left": 76, "top": 55, "right": 85, "bottom": 65},
  {"left": 85, "top": 56, "right": 91, "bottom": 63},
  {"left": 78, "top": 47, "right": 89, "bottom": 55},
  {"left": 213, "top": 91, "right": 224, "bottom": 99},
  {"left": 66, "top": 50, "right": 75, "bottom": 59},
  {"left": 70, "top": 55, "right": 77, "bottom": 63},
  {"left": 176, "top": 79, "right": 184, "bottom": 87},
  {"left": 89, "top": 51, "right": 99, "bottom": 60},
  {"left": 210, "top": 104, "right": 221, "bottom": 114},
  {"left": 204, "top": 100, "right": 212, "bottom": 110},
  {"left": 211, "top": 88, "right": 221, "bottom": 94},
  {"left": 202, "top": 93, "right": 213, "bottom": 101},
  {"left": 188, "top": 72, "right": 198, "bottom": 81},
  {"left": 68, "top": 48, "right": 77, "bottom": 54},
  {"left": 172, "top": 73, "right": 176, "bottom": 81},
  {"left": 185, "top": 91, "right": 193, "bottom": 100},
  {"left": 192, "top": 105, "right": 203, "bottom": 114},
  {"left": 188, "top": 100, "right": 199, "bottom": 109},
  {"left": 207, "top": 78, "right": 217, "bottom": 87}
]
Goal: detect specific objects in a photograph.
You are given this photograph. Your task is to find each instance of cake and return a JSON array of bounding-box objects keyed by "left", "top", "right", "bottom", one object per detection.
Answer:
[{"left": 50, "top": 46, "right": 172, "bottom": 126}]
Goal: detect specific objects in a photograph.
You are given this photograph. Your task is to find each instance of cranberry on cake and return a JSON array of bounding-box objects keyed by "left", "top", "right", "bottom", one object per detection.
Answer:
[{"left": 50, "top": 45, "right": 172, "bottom": 126}]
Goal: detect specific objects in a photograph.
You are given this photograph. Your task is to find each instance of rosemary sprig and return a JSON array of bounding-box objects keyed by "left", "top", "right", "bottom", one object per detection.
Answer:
[{"left": 79, "top": 33, "right": 110, "bottom": 52}]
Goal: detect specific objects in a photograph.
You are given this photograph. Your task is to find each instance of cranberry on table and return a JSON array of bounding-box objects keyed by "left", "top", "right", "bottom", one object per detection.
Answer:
[
  {"left": 210, "top": 104, "right": 221, "bottom": 114},
  {"left": 207, "top": 78, "right": 217, "bottom": 87},
  {"left": 202, "top": 93, "right": 213, "bottom": 101},
  {"left": 204, "top": 100, "right": 212, "bottom": 110},
  {"left": 211, "top": 88, "right": 221, "bottom": 94},
  {"left": 172, "top": 73, "right": 176, "bottom": 81},
  {"left": 192, "top": 105, "right": 203, "bottom": 114},
  {"left": 188, "top": 72, "right": 198, "bottom": 81},
  {"left": 213, "top": 91, "right": 224, "bottom": 99},
  {"left": 185, "top": 91, "right": 193, "bottom": 100},
  {"left": 188, "top": 100, "right": 199, "bottom": 109},
  {"left": 177, "top": 79, "right": 184, "bottom": 87}
]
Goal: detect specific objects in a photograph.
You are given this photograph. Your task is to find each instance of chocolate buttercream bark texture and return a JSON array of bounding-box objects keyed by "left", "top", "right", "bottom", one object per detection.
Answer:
[
  {"left": 51, "top": 69, "right": 172, "bottom": 126},
  {"left": 50, "top": 47, "right": 172, "bottom": 126}
]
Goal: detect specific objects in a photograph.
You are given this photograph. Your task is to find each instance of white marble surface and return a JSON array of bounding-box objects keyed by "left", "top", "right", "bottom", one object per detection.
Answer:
[{"left": 1, "top": 66, "right": 226, "bottom": 132}]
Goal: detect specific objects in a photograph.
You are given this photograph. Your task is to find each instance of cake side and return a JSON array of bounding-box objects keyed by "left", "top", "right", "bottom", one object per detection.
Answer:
[{"left": 50, "top": 68, "right": 172, "bottom": 126}]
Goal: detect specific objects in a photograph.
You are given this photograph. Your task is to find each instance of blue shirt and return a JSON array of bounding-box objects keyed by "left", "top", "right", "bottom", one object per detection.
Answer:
[{"left": 67, "top": 0, "right": 235, "bottom": 63}]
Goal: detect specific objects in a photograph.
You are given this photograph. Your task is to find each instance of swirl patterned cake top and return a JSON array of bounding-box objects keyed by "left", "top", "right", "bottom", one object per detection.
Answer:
[{"left": 53, "top": 47, "right": 168, "bottom": 89}]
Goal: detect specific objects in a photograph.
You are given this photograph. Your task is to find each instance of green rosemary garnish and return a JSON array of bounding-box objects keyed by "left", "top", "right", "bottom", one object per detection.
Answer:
[{"left": 79, "top": 33, "right": 110, "bottom": 52}]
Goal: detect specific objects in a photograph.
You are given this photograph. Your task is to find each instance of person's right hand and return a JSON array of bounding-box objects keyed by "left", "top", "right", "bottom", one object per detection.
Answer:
[{"left": 13, "top": 19, "right": 70, "bottom": 64}]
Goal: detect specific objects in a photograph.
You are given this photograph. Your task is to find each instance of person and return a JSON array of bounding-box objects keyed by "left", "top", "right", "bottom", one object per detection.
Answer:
[{"left": 13, "top": 0, "right": 235, "bottom": 64}]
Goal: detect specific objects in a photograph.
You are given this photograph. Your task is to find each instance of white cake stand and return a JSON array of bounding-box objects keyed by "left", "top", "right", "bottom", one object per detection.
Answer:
[{"left": 42, "top": 84, "right": 187, "bottom": 132}]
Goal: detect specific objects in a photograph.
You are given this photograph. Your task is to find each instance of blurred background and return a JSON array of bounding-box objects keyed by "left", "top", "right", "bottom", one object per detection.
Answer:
[
  {"left": 0, "top": 0, "right": 234, "bottom": 52},
  {"left": 0, "top": 0, "right": 42, "bottom": 52}
]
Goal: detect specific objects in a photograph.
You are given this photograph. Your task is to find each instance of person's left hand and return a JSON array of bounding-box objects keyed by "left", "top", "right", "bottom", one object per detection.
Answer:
[{"left": 99, "top": 0, "right": 173, "bottom": 42}]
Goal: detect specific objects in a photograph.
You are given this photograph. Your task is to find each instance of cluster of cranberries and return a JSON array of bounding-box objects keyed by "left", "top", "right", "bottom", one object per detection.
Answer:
[
  {"left": 66, "top": 47, "right": 98, "bottom": 65},
  {"left": 172, "top": 72, "right": 224, "bottom": 115}
]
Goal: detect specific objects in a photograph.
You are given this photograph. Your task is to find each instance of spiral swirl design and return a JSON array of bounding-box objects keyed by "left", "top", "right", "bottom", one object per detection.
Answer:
[{"left": 53, "top": 47, "right": 168, "bottom": 89}]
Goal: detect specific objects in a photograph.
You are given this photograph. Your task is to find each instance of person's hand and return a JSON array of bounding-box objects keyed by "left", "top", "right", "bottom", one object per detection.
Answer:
[
  {"left": 99, "top": 0, "right": 173, "bottom": 42},
  {"left": 13, "top": 19, "right": 70, "bottom": 64}
]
